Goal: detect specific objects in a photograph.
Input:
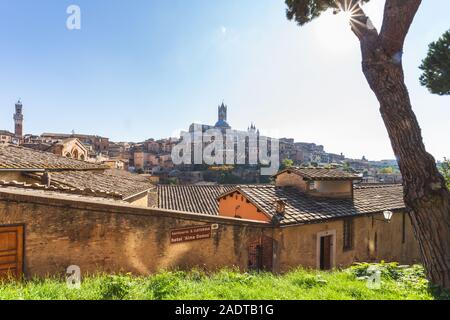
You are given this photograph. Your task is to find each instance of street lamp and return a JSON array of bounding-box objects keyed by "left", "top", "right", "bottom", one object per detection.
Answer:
[{"left": 374, "top": 210, "right": 394, "bottom": 223}]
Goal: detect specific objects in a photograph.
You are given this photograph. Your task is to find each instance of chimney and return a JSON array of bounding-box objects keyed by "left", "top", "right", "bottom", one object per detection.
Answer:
[
  {"left": 275, "top": 199, "right": 287, "bottom": 215},
  {"left": 41, "top": 172, "right": 51, "bottom": 187}
]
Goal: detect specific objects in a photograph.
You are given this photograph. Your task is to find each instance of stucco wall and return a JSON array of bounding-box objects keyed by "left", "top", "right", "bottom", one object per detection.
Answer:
[
  {"left": 218, "top": 191, "right": 270, "bottom": 222},
  {"left": 275, "top": 212, "right": 421, "bottom": 272},
  {"left": 313, "top": 181, "right": 352, "bottom": 199},
  {"left": 275, "top": 172, "right": 308, "bottom": 191},
  {"left": 0, "top": 189, "right": 271, "bottom": 278}
]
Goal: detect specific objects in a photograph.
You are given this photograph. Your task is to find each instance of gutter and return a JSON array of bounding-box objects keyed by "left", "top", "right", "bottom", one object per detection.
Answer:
[{"left": 0, "top": 169, "right": 46, "bottom": 172}]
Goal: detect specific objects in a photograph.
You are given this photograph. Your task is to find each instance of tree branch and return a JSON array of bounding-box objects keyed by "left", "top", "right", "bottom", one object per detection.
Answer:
[
  {"left": 380, "top": 0, "right": 422, "bottom": 57},
  {"left": 344, "top": 1, "right": 379, "bottom": 58}
]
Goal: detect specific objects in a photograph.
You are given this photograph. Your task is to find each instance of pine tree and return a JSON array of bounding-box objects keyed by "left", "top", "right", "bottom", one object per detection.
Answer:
[
  {"left": 419, "top": 30, "right": 450, "bottom": 96},
  {"left": 285, "top": 0, "right": 450, "bottom": 290}
]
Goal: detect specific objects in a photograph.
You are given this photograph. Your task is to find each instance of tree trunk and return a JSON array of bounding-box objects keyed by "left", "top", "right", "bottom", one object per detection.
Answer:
[{"left": 361, "top": 46, "right": 450, "bottom": 290}]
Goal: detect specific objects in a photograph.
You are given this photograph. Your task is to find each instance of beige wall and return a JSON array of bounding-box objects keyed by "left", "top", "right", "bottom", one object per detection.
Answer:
[
  {"left": 276, "top": 172, "right": 308, "bottom": 191},
  {"left": 276, "top": 212, "right": 420, "bottom": 272},
  {"left": 0, "top": 189, "right": 271, "bottom": 278},
  {"left": 312, "top": 181, "right": 353, "bottom": 199},
  {"left": 0, "top": 188, "right": 421, "bottom": 278}
]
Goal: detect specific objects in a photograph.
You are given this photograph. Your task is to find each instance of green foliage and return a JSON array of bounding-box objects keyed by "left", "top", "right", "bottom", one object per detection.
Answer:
[
  {"left": 379, "top": 166, "right": 395, "bottom": 174},
  {"left": 147, "top": 271, "right": 184, "bottom": 300},
  {"left": 0, "top": 264, "right": 441, "bottom": 300},
  {"left": 419, "top": 30, "right": 450, "bottom": 96},
  {"left": 285, "top": 0, "right": 370, "bottom": 26},
  {"left": 99, "top": 274, "right": 131, "bottom": 300},
  {"left": 218, "top": 172, "right": 244, "bottom": 184},
  {"left": 167, "top": 177, "right": 179, "bottom": 185},
  {"left": 280, "top": 158, "right": 294, "bottom": 171},
  {"left": 439, "top": 158, "right": 450, "bottom": 189}
]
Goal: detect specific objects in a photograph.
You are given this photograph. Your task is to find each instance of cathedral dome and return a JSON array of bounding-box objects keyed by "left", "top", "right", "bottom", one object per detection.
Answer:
[{"left": 215, "top": 119, "right": 231, "bottom": 128}]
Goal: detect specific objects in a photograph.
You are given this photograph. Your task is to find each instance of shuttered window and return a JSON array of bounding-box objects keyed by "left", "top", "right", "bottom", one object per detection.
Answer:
[{"left": 343, "top": 218, "right": 354, "bottom": 251}]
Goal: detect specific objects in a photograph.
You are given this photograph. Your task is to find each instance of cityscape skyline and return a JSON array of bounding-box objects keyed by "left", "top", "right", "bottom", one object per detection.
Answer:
[{"left": 0, "top": 0, "right": 449, "bottom": 161}]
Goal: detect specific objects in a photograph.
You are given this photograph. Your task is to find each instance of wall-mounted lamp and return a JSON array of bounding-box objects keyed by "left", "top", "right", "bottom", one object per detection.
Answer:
[{"left": 374, "top": 210, "right": 394, "bottom": 223}]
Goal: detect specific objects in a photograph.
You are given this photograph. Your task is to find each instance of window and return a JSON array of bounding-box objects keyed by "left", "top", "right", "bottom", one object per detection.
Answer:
[
  {"left": 402, "top": 212, "right": 406, "bottom": 244},
  {"left": 343, "top": 218, "right": 354, "bottom": 251}
]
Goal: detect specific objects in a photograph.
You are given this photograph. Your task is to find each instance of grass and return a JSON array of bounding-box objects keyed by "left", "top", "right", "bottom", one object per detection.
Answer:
[{"left": 0, "top": 263, "right": 447, "bottom": 300}]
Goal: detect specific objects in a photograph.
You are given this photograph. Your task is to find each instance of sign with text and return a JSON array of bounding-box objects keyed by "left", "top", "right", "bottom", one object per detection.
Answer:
[{"left": 170, "top": 225, "right": 212, "bottom": 244}]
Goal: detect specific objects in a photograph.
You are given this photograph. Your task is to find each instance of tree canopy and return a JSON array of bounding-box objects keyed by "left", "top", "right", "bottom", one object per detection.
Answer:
[
  {"left": 285, "top": 0, "right": 370, "bottom": 26},
  {"left": 419, "top": 30, "right": 450, "bottom": 96}
]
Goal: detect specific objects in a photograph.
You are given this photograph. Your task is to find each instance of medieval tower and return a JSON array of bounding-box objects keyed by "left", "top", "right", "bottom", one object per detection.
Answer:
[
  {"left": 13, "top": 100, "right": 23, "bottom": 138},
  {"left": 215, "top": 102, "right": 231, "bottom": 129}
]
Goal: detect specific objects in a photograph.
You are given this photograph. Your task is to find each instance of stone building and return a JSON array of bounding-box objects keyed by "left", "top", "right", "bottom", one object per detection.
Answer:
[
  {"left": 0, "top": 130, "right": 15, "bottom": 145},
  {"left": 22, "top": 138, "right": 89, "bottom": 161},
  {"left": 158, "top": 168, "right": 420, "bottom": 271},
  {"left": 41, "top": 133, "right": 110, "bottom": 155}
]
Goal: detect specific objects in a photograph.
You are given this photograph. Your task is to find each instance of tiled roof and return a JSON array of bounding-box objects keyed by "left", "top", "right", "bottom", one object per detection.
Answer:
[
  {"left": 0, "top": 130, "right": 14, "bottom": 136},
  {"left": 157, "top": 185, "right": 239, "bottom": 215},
  {"left": 0, "top": 179, "right": 124, "bottom": 200},
  {"left": 219, "top": 184, "right": 405, "bottom": 225},
  {"left": 275, "top": 167, "right": 362, "bottom": 181},
  {"left": 0, "top": 144, "right": 103, "bottom": 171},
  {"left": 0, "top": 185, "right": 128, "bottom": 205},
  {"left": 26, "top": 169, "right": 154, "bottom": 200}
]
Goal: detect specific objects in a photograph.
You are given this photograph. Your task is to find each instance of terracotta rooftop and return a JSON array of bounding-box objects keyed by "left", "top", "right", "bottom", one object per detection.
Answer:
[
  {"left": 0, "top": 144, "right": 103, "bottom": 171},
  {"left": 275, "top": 167, "right": 362, "bottom": 181},
  {"left": 157, "top": 185, "right": 239, "bottom": 215},
  {"left": 218, "top": 184, "right": 405, "bottom": 225},
  {"left": 0, "top": 130, "right": 14, "bottom": 136},
  {"left": 0, "top": 179, "right": 124, "bottom": 200},
  {"left": 0, "top": 185, "right": 128, "bottom": 205},
  {"left": 0, "top": 145, "right": 154, "bottom": 200},
  {"left": 25, "top": 169, "right": 154, "bottom": 200}
]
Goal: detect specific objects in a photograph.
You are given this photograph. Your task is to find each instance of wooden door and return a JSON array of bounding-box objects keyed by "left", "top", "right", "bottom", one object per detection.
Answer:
[
  {"left": 0, "top": 225, "right": 24, "bottom": 280},
  {"left": 320, "top": 235, "right": 332, "bottom": 270}
]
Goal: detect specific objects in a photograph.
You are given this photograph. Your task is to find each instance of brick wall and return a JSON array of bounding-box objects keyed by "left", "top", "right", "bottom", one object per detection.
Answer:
[{"left": 0, "top": 188, "right": 272, "bottom": 278}]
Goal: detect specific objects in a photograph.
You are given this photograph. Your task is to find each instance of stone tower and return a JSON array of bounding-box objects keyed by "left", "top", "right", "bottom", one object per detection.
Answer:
[
  {"left": 13, "top": 100, "right": 23, "bottom": 138},
  {"left": 218, "top": 102, "right": 227, "bottom": 123},
  {"left": 215, "top": 102, "right": 231, "bottom": 129}
]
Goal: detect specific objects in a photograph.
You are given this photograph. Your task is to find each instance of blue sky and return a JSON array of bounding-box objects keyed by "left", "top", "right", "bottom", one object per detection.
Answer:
[{"left": 0, "top": 0, "right": 448, "bottom": 160}]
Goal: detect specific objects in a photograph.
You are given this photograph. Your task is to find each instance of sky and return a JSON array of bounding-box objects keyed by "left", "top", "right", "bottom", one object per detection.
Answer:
[{"left": 0, "top": 0, "right": 448, "bottom": 160}]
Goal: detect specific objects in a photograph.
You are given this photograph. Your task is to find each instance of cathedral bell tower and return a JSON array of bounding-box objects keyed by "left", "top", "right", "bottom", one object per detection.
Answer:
[
  {"left": 214, "top": 102, "right": 231, "bottom": 129},
  {"left": 13, "top": 100, "right": 24, "bottom": 138}
]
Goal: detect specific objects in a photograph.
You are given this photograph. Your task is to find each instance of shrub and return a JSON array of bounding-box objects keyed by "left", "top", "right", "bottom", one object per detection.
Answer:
[
  {"left": 147, "top": 272, "right": 183, "bottom": 300},
  {"left": 99, "top": 274, "right": 131, "bottom": 300}
]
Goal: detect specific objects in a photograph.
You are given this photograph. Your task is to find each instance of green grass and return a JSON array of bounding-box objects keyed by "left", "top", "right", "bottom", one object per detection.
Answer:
[{"left": 0, "top": 263, "right": 447, "bottom": 300}]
